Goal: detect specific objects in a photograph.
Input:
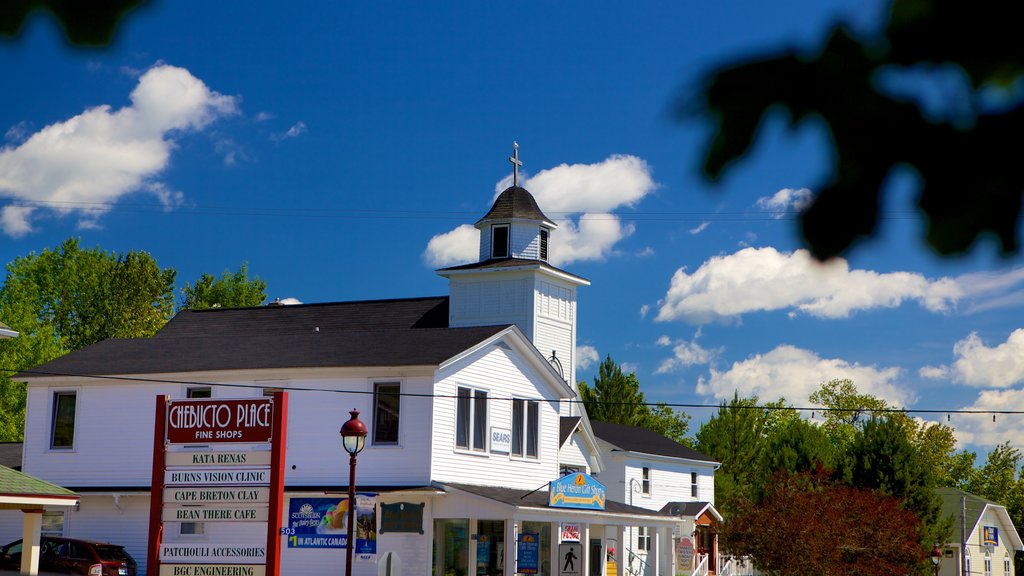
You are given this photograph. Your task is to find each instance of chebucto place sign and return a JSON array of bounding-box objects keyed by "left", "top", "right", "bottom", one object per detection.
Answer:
[{"left": 167, "top": 399, "right": 274, "bottom": 444}]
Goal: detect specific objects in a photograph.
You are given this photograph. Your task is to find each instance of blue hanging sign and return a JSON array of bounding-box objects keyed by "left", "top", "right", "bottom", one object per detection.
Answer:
[
  {"left": 983, "top": 526, "right": 999, "bottom": 546},
  {"left": 549, "top": 472, "right": 606, "bottom": 510},
  {"left": 517, "top": 533, "right": 540, "bottom": 574}
]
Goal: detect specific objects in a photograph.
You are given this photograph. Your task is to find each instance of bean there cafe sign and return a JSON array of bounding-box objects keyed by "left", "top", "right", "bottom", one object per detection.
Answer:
[{"left": 148, "top": 395, "right": 288, "bottom": 576}]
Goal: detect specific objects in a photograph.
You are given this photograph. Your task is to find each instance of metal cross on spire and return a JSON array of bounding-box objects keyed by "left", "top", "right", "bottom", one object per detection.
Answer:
[{"left": 509, "top": 141, "right": 523, "bottom": 187}]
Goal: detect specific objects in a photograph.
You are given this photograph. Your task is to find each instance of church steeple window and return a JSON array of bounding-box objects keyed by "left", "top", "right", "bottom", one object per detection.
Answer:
[
  {"left": 540, "top": 229, "right": 549, "bottom": 261},
  {"left": 492, "top": 225, "right": 510, "bottom": 259}
]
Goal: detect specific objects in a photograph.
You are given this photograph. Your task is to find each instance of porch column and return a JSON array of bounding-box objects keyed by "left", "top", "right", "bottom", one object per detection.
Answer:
[
  {"left": 505, "top": 519, "right": 517, "bottom": 576},
  {"left": 615, "top": 525, "right": 625, "bottom": 576},
  {"left": 582, "top": 523, "right": 590, "bottom": 576},
  {"left": 469, "top": 518, "right": 478, "bottom": 576},
  {"left": 650, "top": 526, "right": 661, "bottom": 576},
  {"left": 20, "top": 508, "right": 44, "bottom": 576}
]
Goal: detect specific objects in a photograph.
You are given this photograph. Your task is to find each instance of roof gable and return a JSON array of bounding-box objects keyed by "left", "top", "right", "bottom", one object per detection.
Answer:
[{"left": 591, "top": 421, "right": 717, "bottom": 463}]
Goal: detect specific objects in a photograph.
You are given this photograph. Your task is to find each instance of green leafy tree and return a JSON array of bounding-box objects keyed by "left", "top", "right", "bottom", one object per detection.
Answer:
[
  {"left": 180, "top": 262, "right": 267, "bottom": 310},
  {"left": 695, "top": 393, "right": 797, "bottom": 514},
  {"left": 810, "top": 378, "right": 895, "bottom": 448},
  {"left": 0, "top": 238, "right": 176, "bottom": 441},
  {"left": 689, "top": 0, "right": 1024, "bottom": 260},
  {"left": 578, "top": 355, "right": 691, "bottom": 444},
  {"left": 842, "top": 417, "right": 948, "bottom": 549}
]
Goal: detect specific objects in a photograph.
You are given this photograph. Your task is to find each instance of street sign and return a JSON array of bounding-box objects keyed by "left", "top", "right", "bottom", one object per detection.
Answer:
[{"left": 558, "top": 543, "right": 582, "bottom": 576}]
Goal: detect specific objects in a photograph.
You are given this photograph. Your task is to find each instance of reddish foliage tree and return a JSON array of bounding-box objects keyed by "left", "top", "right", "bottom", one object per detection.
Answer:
[{"left": 720, "top": 469, "right": 926, "bottom": 576}]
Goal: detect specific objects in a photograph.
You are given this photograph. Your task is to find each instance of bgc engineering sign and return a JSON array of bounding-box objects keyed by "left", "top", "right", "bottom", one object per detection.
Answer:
[{"left": 167, "top": 399, "right": 274, "bottom": 443}]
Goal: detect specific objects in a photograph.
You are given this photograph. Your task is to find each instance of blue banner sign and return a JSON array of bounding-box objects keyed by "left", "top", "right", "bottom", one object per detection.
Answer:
[
  {"left": 549, "top": 472, "right": 606, "bottom": 510},
  {"left": 517, "top": 533, "right": 540, "bottom": 574},
  {"left": 286, "top": 494, "right": 377, "bottom": 556},
  {"left": 983, "top": 526, "right": 999, "bottom": 546}
]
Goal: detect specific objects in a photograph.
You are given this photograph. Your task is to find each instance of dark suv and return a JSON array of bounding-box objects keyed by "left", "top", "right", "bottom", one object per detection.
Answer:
[{"left": 0, "top": 536, "right": 136, "bottom": 576}]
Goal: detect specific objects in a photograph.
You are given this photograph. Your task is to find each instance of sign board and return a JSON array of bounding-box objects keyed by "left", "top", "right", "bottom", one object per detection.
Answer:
[
  {"left": 159, "top": 545, "right": 266, "bottom": 564},
  {"left": 165, "top": 469, "right": 270, "bottom": 486},
  {"left": 517, "top": 533, "right": 540, "bottom": 575},
  {"left": 549, "top": 472, "right": 606, "bottom": 510},
  {"left": 983, "top": 526, "right": 999, "bottom": 546},
  {"left": 163, "top": 506, "right": 269, "bottom": 522},
  {"left": 166, "top": 451, "right": 272, "bottom": 467},
  {"left": 165, "top": 488, "right": 271, "bottom": 505},
  {"left": 159, "top": 565, "right": 266, "bottom": 576},
  {"left": 560, "top": 523, "right": 581, "bottom": 543},
  {"left": 558, "top": 542, "right": 582, "bottom": 576},
  {"left": 285, "top": 495, "right": 377, "bottom": 555},
  {"left": 675, "top": 537, "right": 694, "bottom": 575},
  {"left": 167, "top": 398, "right": 273, "bottom": 444},
  {"left": 490, "top": 427, "right": 511, "bottom": 454},
  {"left": 380, "top": 502, "right": 424, "bottom": 534}
]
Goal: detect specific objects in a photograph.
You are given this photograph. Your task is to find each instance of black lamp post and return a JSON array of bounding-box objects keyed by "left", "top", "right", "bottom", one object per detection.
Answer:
[
  {"left": 340, "top": 409, "right": 367, "bottom": 576},
  {"left": 931, "top": 545, "right": 942, "bottom": 576}
]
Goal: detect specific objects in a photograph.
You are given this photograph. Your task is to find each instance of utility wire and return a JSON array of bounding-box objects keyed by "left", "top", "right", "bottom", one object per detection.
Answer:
[{"left": 2, "top": 367, "right": 1015, "bottom": 418}]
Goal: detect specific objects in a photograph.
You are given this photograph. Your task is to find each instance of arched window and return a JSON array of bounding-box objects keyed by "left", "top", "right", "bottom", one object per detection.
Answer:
[
  {"left": 984, "top": 552, "right": 991, "bottom": 576},
  {"left": 1004, "top": 553, "right": 1011, "bottom": 575},
  {"left": 965, "top": 547, "right": 971, "bottom": 575}
]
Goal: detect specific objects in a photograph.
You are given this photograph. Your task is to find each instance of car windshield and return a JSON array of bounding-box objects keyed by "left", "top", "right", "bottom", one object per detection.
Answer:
[{"left": 93, "top": 546, "right": 130, "bottom": 562}]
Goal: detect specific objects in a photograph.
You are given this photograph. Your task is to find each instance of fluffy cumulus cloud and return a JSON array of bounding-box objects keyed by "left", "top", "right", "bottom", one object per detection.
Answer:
[
  {"left": 0, "top": 64, "right": 236, "bottom": 236},
  {"left": 697, "top": 344, "right": 912, "bottom": 407},
  {"left": 575, "top": 345, "right": 599, "bottom": 371},
  {"left": 946, "top": 330, "right": 1024, "bottom": 388},
  {"left": 655, "top": 247, "right": 963, "bottom": 324},
  {"left": 756, "top": 187, "right": 813, "bottom": 217},
  {"left": 655, "top": 330, "right": 721, "bottom": 374},
  {"left": 948, "top": 389, "right": 1024, "bottom": 447},
  {"left": 423, "top": 154, "right": 656, "bottom": 267}
]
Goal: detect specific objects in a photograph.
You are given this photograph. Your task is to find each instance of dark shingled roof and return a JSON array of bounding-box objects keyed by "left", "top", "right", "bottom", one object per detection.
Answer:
[
  {"left": 660, "top": 501, "right": 714, "bottom": 517},
  {"left": 591, "top": 421, "right": 717, "bottom": 463},
  {"left": 22, "top": 297, "right": 511, "bottom": 377},
  {"left": 441, "top": 482, "right": 673, "bottom": 517},
  {"left": 560, "top": 416, "right": 582, "bottom": 446},
  {"left": 475, "top": 186, "right": 554, "bottom": 226}
]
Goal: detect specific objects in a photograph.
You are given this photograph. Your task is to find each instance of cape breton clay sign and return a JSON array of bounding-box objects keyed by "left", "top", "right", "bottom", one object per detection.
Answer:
[{"left": 167, "top": 399, "right": 274, "bottom": 444}]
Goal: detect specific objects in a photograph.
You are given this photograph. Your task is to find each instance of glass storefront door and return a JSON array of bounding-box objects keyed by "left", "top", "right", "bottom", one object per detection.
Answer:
[
  {"left": 476, "top": 520, "right": 505, "bottom": 575},
  {"left": 434, "top": 519, "right": 469, "bottom": 576}
]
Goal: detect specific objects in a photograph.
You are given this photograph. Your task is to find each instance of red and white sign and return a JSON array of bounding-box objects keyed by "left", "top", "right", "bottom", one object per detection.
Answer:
[
  {"left": 560, "top": 523, "right": 581, "bottom": 542},
  {"left": 167, "top": 398, "right": 274, "bottom": 444}
]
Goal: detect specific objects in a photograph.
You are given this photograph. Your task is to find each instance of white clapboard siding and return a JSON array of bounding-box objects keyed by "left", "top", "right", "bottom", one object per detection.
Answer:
[
  {"left": 449, "top": 278, "right": 532, "bottom": 332},
  {"left": 430, "top": 344, "right": 561, "bottom": 490}
]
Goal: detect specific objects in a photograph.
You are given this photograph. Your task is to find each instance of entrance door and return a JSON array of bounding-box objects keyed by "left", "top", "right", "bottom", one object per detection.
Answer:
[
  {"left": 590, "top": 539, "right": 602, "bottom": 576},
  {"left": 696, "top": 527, "right": 715, "bottom": 572}
]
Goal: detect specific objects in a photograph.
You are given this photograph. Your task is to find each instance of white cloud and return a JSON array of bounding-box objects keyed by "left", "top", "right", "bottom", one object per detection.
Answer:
[
  {"left": 576, "top": 345, "right": 599, "bottom": 371},
  {"left": 621, "top": 362, "right": 639, "bottom": 374},
  {"left": 1, "top": 206, "right": 33, "bottom": 237},
  {"left": 696, "top": 344, "right": 911, "bottom": 407},
  {"left": 947, "top": 330, "right": 1024, "bottom": 388},
  {"left": 424, "top": 154, "right": 657, "bottom": 267},
  {"left": 0, "top": 64, "right": 236, "bottom": 236},
  {"left": 950, "top": 389, "right": 1024, "bottom": 448},
  {"left": 689, "top": 221, "right": 710, "bottom": 235},
  {"left": 656, "top": 335, "right": 672, "bottom": 347},
  {"left": 756, "top": 187, "right": 813, "bottom": 217},
  {"left": 637, "top": 247, "right": 655, "bottom": 258},
  {"left": 639, "top": 304, "right": 651, "bottom": 319},
  {"left": 271, "top": 121, "right": 307, "bottom": 142},
  {"left": 919, "top": 365, "right": 950, "bottom": 379},
  {"left": 655, "top": 332, "right": 720, "bottom": 374},
  {"left": 5, "top": 121, "right": 30, "bottom": 143},
  {"left": 423, "top": 224, "right": 479, "bottom": 267},
  {"left": 655, "top": 247, "right": 963, "bottom": 324}
]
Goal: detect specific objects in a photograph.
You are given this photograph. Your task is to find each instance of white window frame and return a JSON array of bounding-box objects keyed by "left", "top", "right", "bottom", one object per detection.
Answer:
[
  {"left": 691, "top": 471, "right": 699, "bottom": 498},
  {"left": 637, "top": 526, "right": 651, "bottom": 551},
  {"left": 511, "top": 398, "right": 539, "bottom": 458},
  {"left": 491, "top": 225, "right": 510, "bottom": 259},
  {"left": 372, "top": 381, "right": 401, "bottom": 446},
  {"left": 1004, "top": 554, "right": 1011, "bottom": 575},
  {"left": 186, "top": 387, "right": 212, "bottom": 399},
  {"left": 49, "top": 389, "right": 78, "bottom": 451},
  {"left": 985, "top": 553, "right": 992, "bottom": 576},
  {"left": 641, "top": 467, "right": 651, "bottom": 495},
  {"left": 455, "top": 386, "right": 488, "bottom": 452}
]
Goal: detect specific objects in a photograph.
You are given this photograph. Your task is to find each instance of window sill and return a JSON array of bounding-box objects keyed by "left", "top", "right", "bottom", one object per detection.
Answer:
[{"left": 453, "top": 447, "right": 490, "bottom": 458}]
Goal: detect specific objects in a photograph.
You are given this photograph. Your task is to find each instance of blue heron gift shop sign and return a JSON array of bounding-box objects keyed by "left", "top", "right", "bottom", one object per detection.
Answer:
[{"left": 548, "top": 473, "right": 606, "bottom": 511}]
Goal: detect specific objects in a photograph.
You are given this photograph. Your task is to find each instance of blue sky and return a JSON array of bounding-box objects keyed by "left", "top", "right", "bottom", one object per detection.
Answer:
[{"left": 2, "top": 1, "right": 1022, "bottom": 451}]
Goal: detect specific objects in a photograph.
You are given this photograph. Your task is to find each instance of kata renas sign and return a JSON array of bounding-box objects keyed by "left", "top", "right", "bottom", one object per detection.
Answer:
[{"left": 167, "top": 398, "right": 274, "bottom": 444}]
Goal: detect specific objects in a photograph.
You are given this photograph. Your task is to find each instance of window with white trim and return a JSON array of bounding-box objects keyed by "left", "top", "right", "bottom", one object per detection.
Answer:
[
  {"left": 637, "top": 526, "right": 651, "bottom": 551},
  {"left": 1004, "top": 554, "right": 1010, "bottom": 574},
  {"left": 492, "top": 225, "right": 510, "bottom": 259},
  {"left": 50, "top": 391, "right": 77, "bottom": 449},
  {"left": 691, "top": 472, "right": 699, "bottom": 498},
  {"left": 641, "top": 467, "right": 651, "bottom": 495},
  {"left": 966, "top": 548, "right": 971, "bottom": 574},
  {"left": 511, "top": 398, "right": 539, "bottom": 458},
  {"left": 373, "top": 382, "right": 401, "bottom": 445},
  {"left": 985, "top": 553, "right": 992, "bottom": 576},
  {"left": 456, "top": 387, "right": 487, "bottom": 451}
]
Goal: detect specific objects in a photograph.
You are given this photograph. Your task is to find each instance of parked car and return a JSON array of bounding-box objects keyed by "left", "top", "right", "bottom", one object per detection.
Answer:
[{"left": 0, "top": 536, "right": 136, "bottom": 576}]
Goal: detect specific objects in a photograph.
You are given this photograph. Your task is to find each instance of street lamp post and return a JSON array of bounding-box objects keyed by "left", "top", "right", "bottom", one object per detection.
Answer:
[
  {"left": 340, "top": 409, "right": 368, "bottom": 576},
  {"left": 931, "top": 545, "right": 942, "bottom": 576}
]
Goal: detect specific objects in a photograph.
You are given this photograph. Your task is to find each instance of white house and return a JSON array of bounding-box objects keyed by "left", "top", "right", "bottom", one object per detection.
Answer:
[
  {"left": 936, "top": 488, "right": 1023, "bottom": 576},
  {"left": 0, "top": 163, "right": 704, "bottom": 576}
]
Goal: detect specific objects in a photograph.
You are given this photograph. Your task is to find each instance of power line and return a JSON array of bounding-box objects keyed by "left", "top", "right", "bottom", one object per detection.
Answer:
[{"left": 2, "top": 367, "right": 1015, "bottom": 418}]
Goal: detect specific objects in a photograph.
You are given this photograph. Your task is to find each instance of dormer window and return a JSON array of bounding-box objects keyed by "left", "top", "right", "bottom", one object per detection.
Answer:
[
  {"left": 492, "top": 225, "right": 510, "bottom": 259},
  {"left": 539, "top": 229, "right": 549, "bottom": 261}
]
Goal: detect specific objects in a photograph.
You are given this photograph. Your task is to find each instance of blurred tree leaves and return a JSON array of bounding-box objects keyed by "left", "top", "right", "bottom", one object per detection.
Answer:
[
  {"left": 0, "top": 0, "right": 145, "bottom": 45},
  {"left": 689, "top": 0, "right": 1024, "bottom": 260}
]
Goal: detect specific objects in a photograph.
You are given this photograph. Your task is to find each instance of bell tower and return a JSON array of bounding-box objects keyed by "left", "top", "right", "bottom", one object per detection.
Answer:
[{"left": 436, "top": 144, "right": 590, "bottom": 395}]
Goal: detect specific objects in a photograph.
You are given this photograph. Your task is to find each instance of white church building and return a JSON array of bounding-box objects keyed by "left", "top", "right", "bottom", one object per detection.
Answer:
[{"left": 1, "top": 152, "right": 721, "bottom": 576}]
